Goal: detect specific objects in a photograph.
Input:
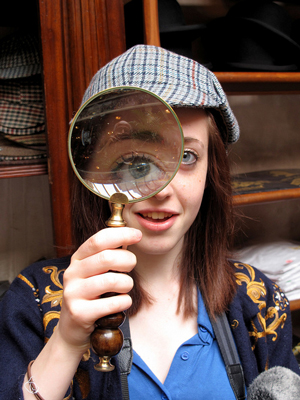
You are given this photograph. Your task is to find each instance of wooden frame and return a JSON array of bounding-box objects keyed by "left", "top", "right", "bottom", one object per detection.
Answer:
[{"left": 38, "top": 0, "right": 126, "bottom": 257}]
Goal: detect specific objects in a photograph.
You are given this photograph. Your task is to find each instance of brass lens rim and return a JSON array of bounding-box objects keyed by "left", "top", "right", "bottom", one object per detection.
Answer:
[{"left": 68, "top": 86, "right": 184, "bottom": 204}]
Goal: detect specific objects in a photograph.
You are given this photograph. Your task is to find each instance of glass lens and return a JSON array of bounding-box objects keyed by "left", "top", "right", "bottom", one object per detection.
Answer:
[{"left": 69, "top": 87, "right": 183, "bottom": 203}]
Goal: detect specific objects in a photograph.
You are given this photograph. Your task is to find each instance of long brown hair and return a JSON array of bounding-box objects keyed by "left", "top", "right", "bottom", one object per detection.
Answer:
[{"left": 71, "top": 110, "right": 237, "bottom": 318}]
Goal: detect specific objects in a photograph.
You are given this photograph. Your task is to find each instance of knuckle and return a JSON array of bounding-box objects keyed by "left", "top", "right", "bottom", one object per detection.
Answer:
[
  {"left": 103, "top": 272, "right": 118, "bottom": 288},
  {"left": 97, "top": 250, "right": 114, "bottom": 267},
  {"left": 107, "top": 294, "right": 130, "bottom": 314},
  {"left": 87, "top": 234, "right": 100, "bottom": 252}
]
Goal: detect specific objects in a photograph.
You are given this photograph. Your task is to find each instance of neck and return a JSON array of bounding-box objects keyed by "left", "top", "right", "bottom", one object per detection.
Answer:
[{"left": 130, "top": 246, "right": 182, "bottom": 292}]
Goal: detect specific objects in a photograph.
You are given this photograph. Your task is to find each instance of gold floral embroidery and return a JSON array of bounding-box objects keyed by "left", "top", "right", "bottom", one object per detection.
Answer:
[
  {"left": 18, "top": 274, "right": 35, "bottom": 289},
  {"left": 42, "top": 266, "right": 64, "bottom": 307},
  {"left": 41, "top": 266, "right": 92, "bottom": 367},
  {"left": 234, "top": 262, "right": 287, "bottom": 350},
  {"left": 231, "top": 319, "right": 239, "bottom": 329},
  {"left": 41, "top": 266, "right": 64, "bottom": 333},
  {"left": 17, "top": 274, "right": 41, "bottom": 309}
]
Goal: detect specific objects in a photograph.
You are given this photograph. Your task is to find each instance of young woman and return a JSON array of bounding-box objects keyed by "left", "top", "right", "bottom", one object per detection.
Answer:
[{"left": 0, "top": 45, "right": 298, "bottom": 400}]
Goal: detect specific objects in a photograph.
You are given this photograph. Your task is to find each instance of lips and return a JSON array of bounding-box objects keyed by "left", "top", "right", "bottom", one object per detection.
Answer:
[
  {"left": 141, "top": 211, "right": 173, "bottom": 221},
  {"left": 135, "top": 210, "right": 178, "bottom": 232}
]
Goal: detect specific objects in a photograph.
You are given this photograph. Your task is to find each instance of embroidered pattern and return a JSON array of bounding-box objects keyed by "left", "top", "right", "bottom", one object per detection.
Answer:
[
  {"left": 41, "top": 266, "right": 64, "bottom": 333},
  {"left": 234, "top": 262, "right": 288, "bottom": 350},
  {"left": 18, "top": 269, "right": 73, "bottom": 399},
  {"left": 231, "top": 319, "right": 239, "bottom": 329},
  {"left": 17, "top": 273, "right": 42, "bottom": 311}
]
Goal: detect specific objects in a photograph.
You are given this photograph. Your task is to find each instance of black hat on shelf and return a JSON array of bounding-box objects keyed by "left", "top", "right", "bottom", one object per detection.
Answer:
[
  {"left": 125, "top": 0, "right": 205, "bottom": 58},
  {"left": 158, "top": 0, "right": 205, "bottom": 57},
  {"left": 205, "top": 0, "right": 300, "bottom": 71}
]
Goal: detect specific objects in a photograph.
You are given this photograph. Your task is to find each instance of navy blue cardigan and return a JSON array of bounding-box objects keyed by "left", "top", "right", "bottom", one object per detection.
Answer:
[{"left": 0, "top": 257, "right": 299, "bottom": 399}]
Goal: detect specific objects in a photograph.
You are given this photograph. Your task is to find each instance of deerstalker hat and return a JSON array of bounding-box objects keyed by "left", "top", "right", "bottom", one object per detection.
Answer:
[
  {"left": 0, "top": 76, "right": 45, "bottom": 137},
  {"left": 81, "top": 45, "right": 239, "bottom": 143},
  {"left": 0, "top": 31, "right": 41, "bottom": 79}
]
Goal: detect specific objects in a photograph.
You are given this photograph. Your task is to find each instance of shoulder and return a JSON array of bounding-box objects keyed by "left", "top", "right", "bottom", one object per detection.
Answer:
[
  {"left": 7, "top": 256, "right": 71, "bottom": 338},
  {"left": 230, "top": 261, "right": 290, "bottom": 319},
  {"left": 13, "top": 255, "right": 71, "bottom": 292},
  {"left": 7, "top": 256, "right": 71, "bottom": 316}
]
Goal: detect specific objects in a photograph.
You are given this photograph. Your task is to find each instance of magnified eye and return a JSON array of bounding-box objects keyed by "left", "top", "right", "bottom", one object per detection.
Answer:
[
  {"left": 113, "top": 153, "right": 166, "bottom": 184},
  {"left": 129, "top": 158, "right": 150, "bottom": 179}
]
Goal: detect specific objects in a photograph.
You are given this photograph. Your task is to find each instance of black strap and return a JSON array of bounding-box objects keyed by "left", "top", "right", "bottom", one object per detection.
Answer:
[
  {"left": 117, "top": 312, "right": 246, "bottom": 400},
  {"left": 211, "top": 312, "right": 246, "bottom": 400},
  {"left": 118, "top": 317, "right": 132, "bottom": 400}
]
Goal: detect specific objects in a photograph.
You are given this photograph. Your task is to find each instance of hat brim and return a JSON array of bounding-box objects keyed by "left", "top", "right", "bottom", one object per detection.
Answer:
[
  {"left": 222, "top": 61, "right": 298, "bottom": 72},
  {"left": 237, "top": 16, "right": 300, "bottom": 52},
  {"left": 206, "top": 16, "right": 300, "bottom": 70},
  {"left": 0, "top": 135, "right": 47, "bottom": 161},
  {"left": 211, "top": 16, "right": 300, "bottom": 53},
  {"left": 0, "top": 101, "right": 45, "bottom": 133},
  {"left": 160, "top": 23, "right": 205, "bottom": 35}
]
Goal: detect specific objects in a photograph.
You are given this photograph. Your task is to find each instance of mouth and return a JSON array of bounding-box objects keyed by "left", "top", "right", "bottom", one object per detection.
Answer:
[{"left": 139, "top": 211, "right": 173, "bottom": 222}]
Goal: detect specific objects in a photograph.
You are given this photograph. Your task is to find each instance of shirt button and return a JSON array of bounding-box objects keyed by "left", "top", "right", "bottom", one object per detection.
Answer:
[
  {"left": 181, "top": 351, "right": 189, "bottom": 360},
  {"left": 161, "top": 393, "right": 168, "bottom": 400},
  {"left": 200, "top": 326, "right": 207, "bottom": 332}
]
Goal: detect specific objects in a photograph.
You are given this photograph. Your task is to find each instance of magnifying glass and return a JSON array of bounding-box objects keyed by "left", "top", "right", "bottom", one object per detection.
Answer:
[{"left": 68, "top": 86, "right": 184, "bottom": 371}]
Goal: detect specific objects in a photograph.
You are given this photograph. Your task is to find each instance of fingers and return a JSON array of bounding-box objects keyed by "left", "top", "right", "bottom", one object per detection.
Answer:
[
  {"left": 65, "top": 271, "right": 134, "bottom": 301},
  {"left": 58, "top": 227, "right": 141, "bottom": 346},
  {"left": 66, "top": 227, "right": 142, "bottom": 280},
  {"left": 65, "top": 293, "right": 133, "bottom": 329},
  {"left": 75, "top": 227, "right": 142, "bottom": 260}
]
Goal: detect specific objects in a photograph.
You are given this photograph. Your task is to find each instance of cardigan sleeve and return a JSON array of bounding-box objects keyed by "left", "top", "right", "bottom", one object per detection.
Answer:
[
  {"left": 228, "top": 261, "right": 300, "bottom": 387},
  {"left": 0, "top": 273, "right": 45, "bottom": 400},
  {"left": 0, "top": 257, "right": 125, "bottom": 400}
]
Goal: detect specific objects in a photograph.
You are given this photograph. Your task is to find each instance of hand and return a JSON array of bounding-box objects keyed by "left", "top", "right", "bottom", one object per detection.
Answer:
[{"left": 57, "top": 227, "right": 142, "bottom": 353}]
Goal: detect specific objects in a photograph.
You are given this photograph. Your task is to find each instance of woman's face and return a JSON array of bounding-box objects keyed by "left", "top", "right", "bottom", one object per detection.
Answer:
[{"left": 122, "top": 107, "right": 209, "bottom": 257}]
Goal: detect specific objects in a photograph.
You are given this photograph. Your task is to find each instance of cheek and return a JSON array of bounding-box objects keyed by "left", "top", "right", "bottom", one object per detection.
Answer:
[{"left": 178, "top": 178, "right": 206, "bottom": 215}]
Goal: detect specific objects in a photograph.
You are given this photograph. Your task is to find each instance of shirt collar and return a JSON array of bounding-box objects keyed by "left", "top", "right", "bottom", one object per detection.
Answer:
[{"left": 197, "top": 289, "right": 215, "bottom": 340}]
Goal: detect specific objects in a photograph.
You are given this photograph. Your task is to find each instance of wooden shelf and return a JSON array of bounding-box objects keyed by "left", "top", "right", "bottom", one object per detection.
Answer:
[
  {"left": 291, "top": 299, "right": 300, "bottom": 312},
  {"left": 215, "top": 72, "right": 300, "bottom": 94},
  {"left": 232, "top": 169, "right": 300, "bottom": 206},
  {"left": 0, "top": 161, "right": 48, "bottom": 179}
]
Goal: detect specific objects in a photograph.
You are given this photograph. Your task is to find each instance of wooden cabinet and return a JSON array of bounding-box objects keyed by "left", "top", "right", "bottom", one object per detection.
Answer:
[
  {"left": 0, "top": 0, "right": 124, "bottom": 253},
  {"left": 38, "top": 0, "right": 127, "bottom": 255}
]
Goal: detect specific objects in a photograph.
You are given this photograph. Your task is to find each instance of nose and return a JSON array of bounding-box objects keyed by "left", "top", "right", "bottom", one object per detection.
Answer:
[{"left": 153, "top": 180, "right": 174, "bottom": 200}]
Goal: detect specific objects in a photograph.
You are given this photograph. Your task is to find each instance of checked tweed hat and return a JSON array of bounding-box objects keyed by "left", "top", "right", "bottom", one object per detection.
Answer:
[{"left": 81, "top": 45, "right": 239, "bottom": 144}]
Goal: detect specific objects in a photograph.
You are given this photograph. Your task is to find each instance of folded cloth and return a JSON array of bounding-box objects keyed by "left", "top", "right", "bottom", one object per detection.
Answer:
[
  {"left": 235, "top": 241, "right": 300, "bottom": 301},
  {"left": 1, "top": 132, "right": 47, "bottom": 152},
  {"left": 0, "top": 135, "right": 46, "bottom": 162}
]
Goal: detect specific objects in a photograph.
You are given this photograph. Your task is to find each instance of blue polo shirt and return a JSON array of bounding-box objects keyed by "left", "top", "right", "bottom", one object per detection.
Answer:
[{"left": 128, "top": 291, "right": 238, "bottom": 400}]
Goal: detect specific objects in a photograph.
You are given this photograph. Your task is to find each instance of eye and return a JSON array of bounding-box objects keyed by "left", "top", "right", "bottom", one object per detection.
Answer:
[
  {"left": 112, "top": 153, "right": 166, "bottom": 183},
  {"left": 182, "top": 150, "right": 198, "bottom": 165}
]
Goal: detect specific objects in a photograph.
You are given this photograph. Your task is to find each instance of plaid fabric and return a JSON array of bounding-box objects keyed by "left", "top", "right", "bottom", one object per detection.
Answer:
[
  {"left": 0, "top": 76, "right": 43, "bottom": 103},
  {"left": 0, "top": 75, "right": 45, "bottom": 134},
  {"left": 81, "top": 45, "right": 239, "bottom": 143},
  {"left": 0, "top": 32, "right": 41, "bottom": 79},
  {"left": 0, "top": 101, "right": 45, "bottom": 133}
]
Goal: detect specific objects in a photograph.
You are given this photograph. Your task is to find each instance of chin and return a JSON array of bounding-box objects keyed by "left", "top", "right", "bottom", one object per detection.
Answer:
[{"left": 129, "top": 236, "right": 183, "bottom": 257}]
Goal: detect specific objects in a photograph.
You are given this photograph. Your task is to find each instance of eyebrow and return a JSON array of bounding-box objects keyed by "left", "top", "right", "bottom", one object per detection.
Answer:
[{"left": 108, "top": 130, "right": 164, "bottom": 144}]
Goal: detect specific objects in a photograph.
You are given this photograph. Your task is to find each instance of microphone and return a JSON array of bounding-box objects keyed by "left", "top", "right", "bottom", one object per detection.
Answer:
[{"left": 247, "top": 366, "right": 300, "bottom": 400}]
